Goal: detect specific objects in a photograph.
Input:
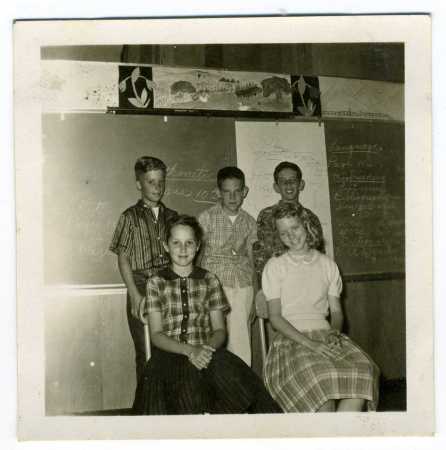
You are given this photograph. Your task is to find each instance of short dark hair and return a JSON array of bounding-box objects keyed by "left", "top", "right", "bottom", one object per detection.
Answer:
[
  {"left": 273, "top": 202, "right": 323, "bottom": 250},
  {"left": 134, "top": 156, "right": 167, "bottom": 180},
  {"left": 166, "top": 214, "right": 204, "bottom": 245},
  {"left": 273, "top": 161, "right": 302, "bottom": 184},
  {"left": 217, "top": 166, "right": 245, "bottom": 189}
]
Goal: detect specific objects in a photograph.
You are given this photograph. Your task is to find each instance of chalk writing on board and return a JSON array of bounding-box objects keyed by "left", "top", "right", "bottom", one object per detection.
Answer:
[
  {"left": 167, "top": 163, "right": 215, "bottom": 183},
  {"left": 325, "top": 126, "right": 404, "bottom": 275}
]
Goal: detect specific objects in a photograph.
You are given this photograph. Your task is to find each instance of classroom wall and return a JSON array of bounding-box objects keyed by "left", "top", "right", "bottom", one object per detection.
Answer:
[{"left": 42, "top": 44, "right": 406, "bottom": 414}]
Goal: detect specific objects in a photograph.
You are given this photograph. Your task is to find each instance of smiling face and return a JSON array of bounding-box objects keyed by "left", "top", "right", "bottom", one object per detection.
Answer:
[
  {"left": 163, "top": 224, "right": 199, "bottom": 271},
  {"left": 218, "top": 177, "right": 248, "bottom": 215},
  {"left": 275, "top": 215, "right": 309, "bottom": 255},
  {"left": 136, "top": 169, "right": 166, "bottom": 207},
  {"left": 274, "top": 167, "right": 304, "bottom": 203}
]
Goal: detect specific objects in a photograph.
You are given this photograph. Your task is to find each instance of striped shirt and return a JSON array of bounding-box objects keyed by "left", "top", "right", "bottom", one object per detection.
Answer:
[
  {"left": 254, "top": 200, "right": 324, "bottom": 282},
  {"left": 145, "top": 266, "right": 230, "bottom": 346},
  {"left": 198, "top": 202, "right": 258, "bottom": 288},
  {"left": 109, "top": 200, "right": 178, "bottom": 271}
]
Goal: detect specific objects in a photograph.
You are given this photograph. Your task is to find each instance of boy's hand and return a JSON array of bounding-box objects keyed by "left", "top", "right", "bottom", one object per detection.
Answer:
[
  {"left": 255, "top": 290, "right": 269, "bottom": 319},
  {"left": 130, "top": 293, "right": 144, "bottom": 321},
  {"left": 188, "top": 345, "right": 214, "bottom": 370}
]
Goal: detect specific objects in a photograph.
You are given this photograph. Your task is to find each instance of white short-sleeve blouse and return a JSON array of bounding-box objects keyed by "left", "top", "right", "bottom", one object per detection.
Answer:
[{"left": 262, "top": 250, "right": 342, "bottom": 331}]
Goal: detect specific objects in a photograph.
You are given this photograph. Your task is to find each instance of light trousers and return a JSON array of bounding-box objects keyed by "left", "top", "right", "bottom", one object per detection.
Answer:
[{"left": 223, "top": 284, "right": 254, "bottom": 367}]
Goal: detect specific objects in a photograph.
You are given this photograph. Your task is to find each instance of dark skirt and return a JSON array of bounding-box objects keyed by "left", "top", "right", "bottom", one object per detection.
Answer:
[{"left": 133, "top": 347, "right": 282, "bottom": 415}]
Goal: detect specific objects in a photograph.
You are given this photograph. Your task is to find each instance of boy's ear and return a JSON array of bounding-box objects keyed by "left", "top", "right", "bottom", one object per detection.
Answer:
[
  {"left": 162, "top": 241, "right": 169, "bottom": 253},
  {"left": 136, "top": 180, "right": 142, "bottom": 191},
  {"left": 273, "top": 182, "right": 280, "bottom": 194},
  {"left": 243, "top": 186, "right": 249, "bottom": 198},
  {"left": 299, "top": 179, "right": 305, "bottom": 191}
]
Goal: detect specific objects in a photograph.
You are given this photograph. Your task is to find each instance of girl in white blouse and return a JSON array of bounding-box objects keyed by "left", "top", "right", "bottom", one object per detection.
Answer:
[{"left": 262, "top": 203, "right": 380, "bottom": 412}]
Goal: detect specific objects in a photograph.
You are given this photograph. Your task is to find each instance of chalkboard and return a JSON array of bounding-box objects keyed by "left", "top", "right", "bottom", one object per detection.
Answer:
[
  {"left": 43, "top": 114, "right": 236, "bottom": 285},
  {"left": 324, "top": 121, "right": 405, "bottom": 275}
]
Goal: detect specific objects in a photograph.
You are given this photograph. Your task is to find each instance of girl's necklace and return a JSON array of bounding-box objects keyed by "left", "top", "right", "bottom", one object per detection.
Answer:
[{"left": 288, "top": 249, "right": 314, "bottom": 264}]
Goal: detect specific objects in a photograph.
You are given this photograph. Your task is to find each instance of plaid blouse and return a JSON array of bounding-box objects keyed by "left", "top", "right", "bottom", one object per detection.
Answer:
[
  {"left": 254, "top": 200, "right": 324, "bottom": 282},
  {"left": 109, "top": 200, "right": 178, "bottom": 271},
  {"left": 198, "top": 202, "right": 258, "bottom": 288},
  {"left": 145, "top": 267, "right": 230, "bottom": 346}
]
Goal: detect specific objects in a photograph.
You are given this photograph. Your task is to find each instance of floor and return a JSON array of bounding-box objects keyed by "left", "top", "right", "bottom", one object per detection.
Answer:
[{"left": 73, "top": 378, "right": 406, "bottom": 415}]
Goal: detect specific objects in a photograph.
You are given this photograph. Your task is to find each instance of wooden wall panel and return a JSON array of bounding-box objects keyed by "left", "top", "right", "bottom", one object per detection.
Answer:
[
  {"left": 343, "top": 279, "right": 406, "bottom": 380},
  {"left": 45, "top": 292, "right": 135, "bottom": 414},
  {"left": 99, "top": 294, "right": 136, "bottom": 411},
  {"left": 45, "top": 296, "right": 103, "bottom": 414}
]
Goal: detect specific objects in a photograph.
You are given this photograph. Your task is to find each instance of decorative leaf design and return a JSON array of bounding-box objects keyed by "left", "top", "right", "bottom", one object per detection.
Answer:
[
  {"left": 128, "top": 97, "right": 143, "bottom": 108},
  {"left": 119, "top": 80, "right": 127, "bottom": 93},
  {"left": 141, "top": 88, "right": 148, "bottom": 105},
  {"left": 131, "top": 67, "right": 140, "bottom": 84},
  {"left": 297, "top": 75, "right": 307, "bottom": 96}
]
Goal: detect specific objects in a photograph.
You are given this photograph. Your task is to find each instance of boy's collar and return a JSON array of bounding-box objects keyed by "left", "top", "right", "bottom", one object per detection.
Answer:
[
  {"left": 137, "top": 199, "right": 164, "bottom": 209},
  {"left": 159, "top": 266, "right": 206, "bottom": 280},
  {"left": 278, "top": 198, "right": 302, "bottom": 207},
  {"left": 216, "top": 200, "right": 241, "bottom": 217}
]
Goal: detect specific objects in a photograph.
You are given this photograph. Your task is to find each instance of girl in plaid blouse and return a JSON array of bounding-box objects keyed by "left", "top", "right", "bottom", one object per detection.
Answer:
[
  {"left": 262, "top": 203, "right": 380, "bottom": 413},
  {"left": 133, "top": 215, "right": 281, "bottom": 415}
]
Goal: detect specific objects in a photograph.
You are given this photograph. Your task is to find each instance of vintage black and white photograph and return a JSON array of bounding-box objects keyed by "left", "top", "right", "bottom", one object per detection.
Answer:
[{"left": 14, "top": 16, "right": 432, "bottom": 440}]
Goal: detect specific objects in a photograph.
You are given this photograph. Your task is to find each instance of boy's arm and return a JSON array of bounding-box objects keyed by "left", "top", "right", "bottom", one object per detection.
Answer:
[
  {"left": 118, "top": 252, "right": 144, "bottom": 320},
  {"left": 195, "top": 212, "right": 208, "bottom": 267},
  {"left": 207, "top": 309, "right": 227, "bottom": 350}
]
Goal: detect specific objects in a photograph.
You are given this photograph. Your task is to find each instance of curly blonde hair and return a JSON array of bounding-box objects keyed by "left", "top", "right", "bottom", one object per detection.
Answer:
[{"left": 272, "top": 203, "right": 323, "bottom": 250}]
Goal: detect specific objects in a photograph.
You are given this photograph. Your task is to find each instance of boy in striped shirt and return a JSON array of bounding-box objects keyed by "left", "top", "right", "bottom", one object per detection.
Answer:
[{"left": 110, "top": 156, "right": 178, "bottom": 388}]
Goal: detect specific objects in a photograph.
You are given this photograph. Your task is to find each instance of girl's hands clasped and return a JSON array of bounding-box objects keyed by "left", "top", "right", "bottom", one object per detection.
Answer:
[
  {"left": 325, "top": 330, "right": 343, "bottom": 352},
  {"left": 308, "top": 331, "right": 343, "bottom": 359},
  {"left": 188, "top": 345, "right": 215, "bottom": 370}
]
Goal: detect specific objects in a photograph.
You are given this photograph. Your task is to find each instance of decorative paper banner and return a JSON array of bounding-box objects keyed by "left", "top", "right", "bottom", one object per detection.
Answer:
[
  {"left": 152, "top": 66, "right": 294, "bottom": 112},
  {"left": 41, "top": 60, "right": 119, "bottom": 111},
  {"left": 40, "top": 60, "right": 403, "bottom": 122},
  {"left": 319, "top": 76, "right": 404, "bottom": 121}
]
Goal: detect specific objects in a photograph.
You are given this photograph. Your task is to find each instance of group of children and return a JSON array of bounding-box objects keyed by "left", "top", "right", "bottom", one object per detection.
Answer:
[{"left": 110, "top": 156, "right": 380, "bottom": 415}]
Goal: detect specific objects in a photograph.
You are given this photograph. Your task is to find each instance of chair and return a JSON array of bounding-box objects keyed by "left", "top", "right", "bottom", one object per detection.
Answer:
[
  {"left": 255, "top": 290, "right": 270, "bottom": 367},
  {"left": 138, "top": 298, "right": 151, "bottom": 361}
]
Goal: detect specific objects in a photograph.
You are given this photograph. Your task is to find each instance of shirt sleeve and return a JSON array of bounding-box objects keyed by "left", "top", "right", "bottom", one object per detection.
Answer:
[
  {"left": 109, "top": 213, "right": 133, "bottom": 256},
  {"left": 207, "top": 273, "right": 230, "bottom": 313},
  {"left": 254, "top": 209, "right": 273, "bottom": 278},
  {"left": 197, "top": 210, "right": 210, "bottom": 242},
  {"left": 145, "top": 276, "right": 163, "bottom": 313},
  {"left": 327, "top": 258, "right": 343, "bottom": 297},
  {"left": 246, "top": 217, "right": 258, "bottom": 253},
  {"left": 262, "top": 257, "right": 283, "bottom": 301}
]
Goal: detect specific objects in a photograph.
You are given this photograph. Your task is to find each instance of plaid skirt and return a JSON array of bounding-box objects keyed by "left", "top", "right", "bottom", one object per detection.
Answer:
[
  {"left": 264, "top": 330, "right": 380, "bottom": 412},
  {"left": 133, "top": 347, "right": 282, "bottom": 415}
]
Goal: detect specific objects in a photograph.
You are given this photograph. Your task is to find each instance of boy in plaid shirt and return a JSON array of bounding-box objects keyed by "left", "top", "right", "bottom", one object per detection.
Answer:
[{"left": 198, "top": 167, "right": 257, "bottom": 366}]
